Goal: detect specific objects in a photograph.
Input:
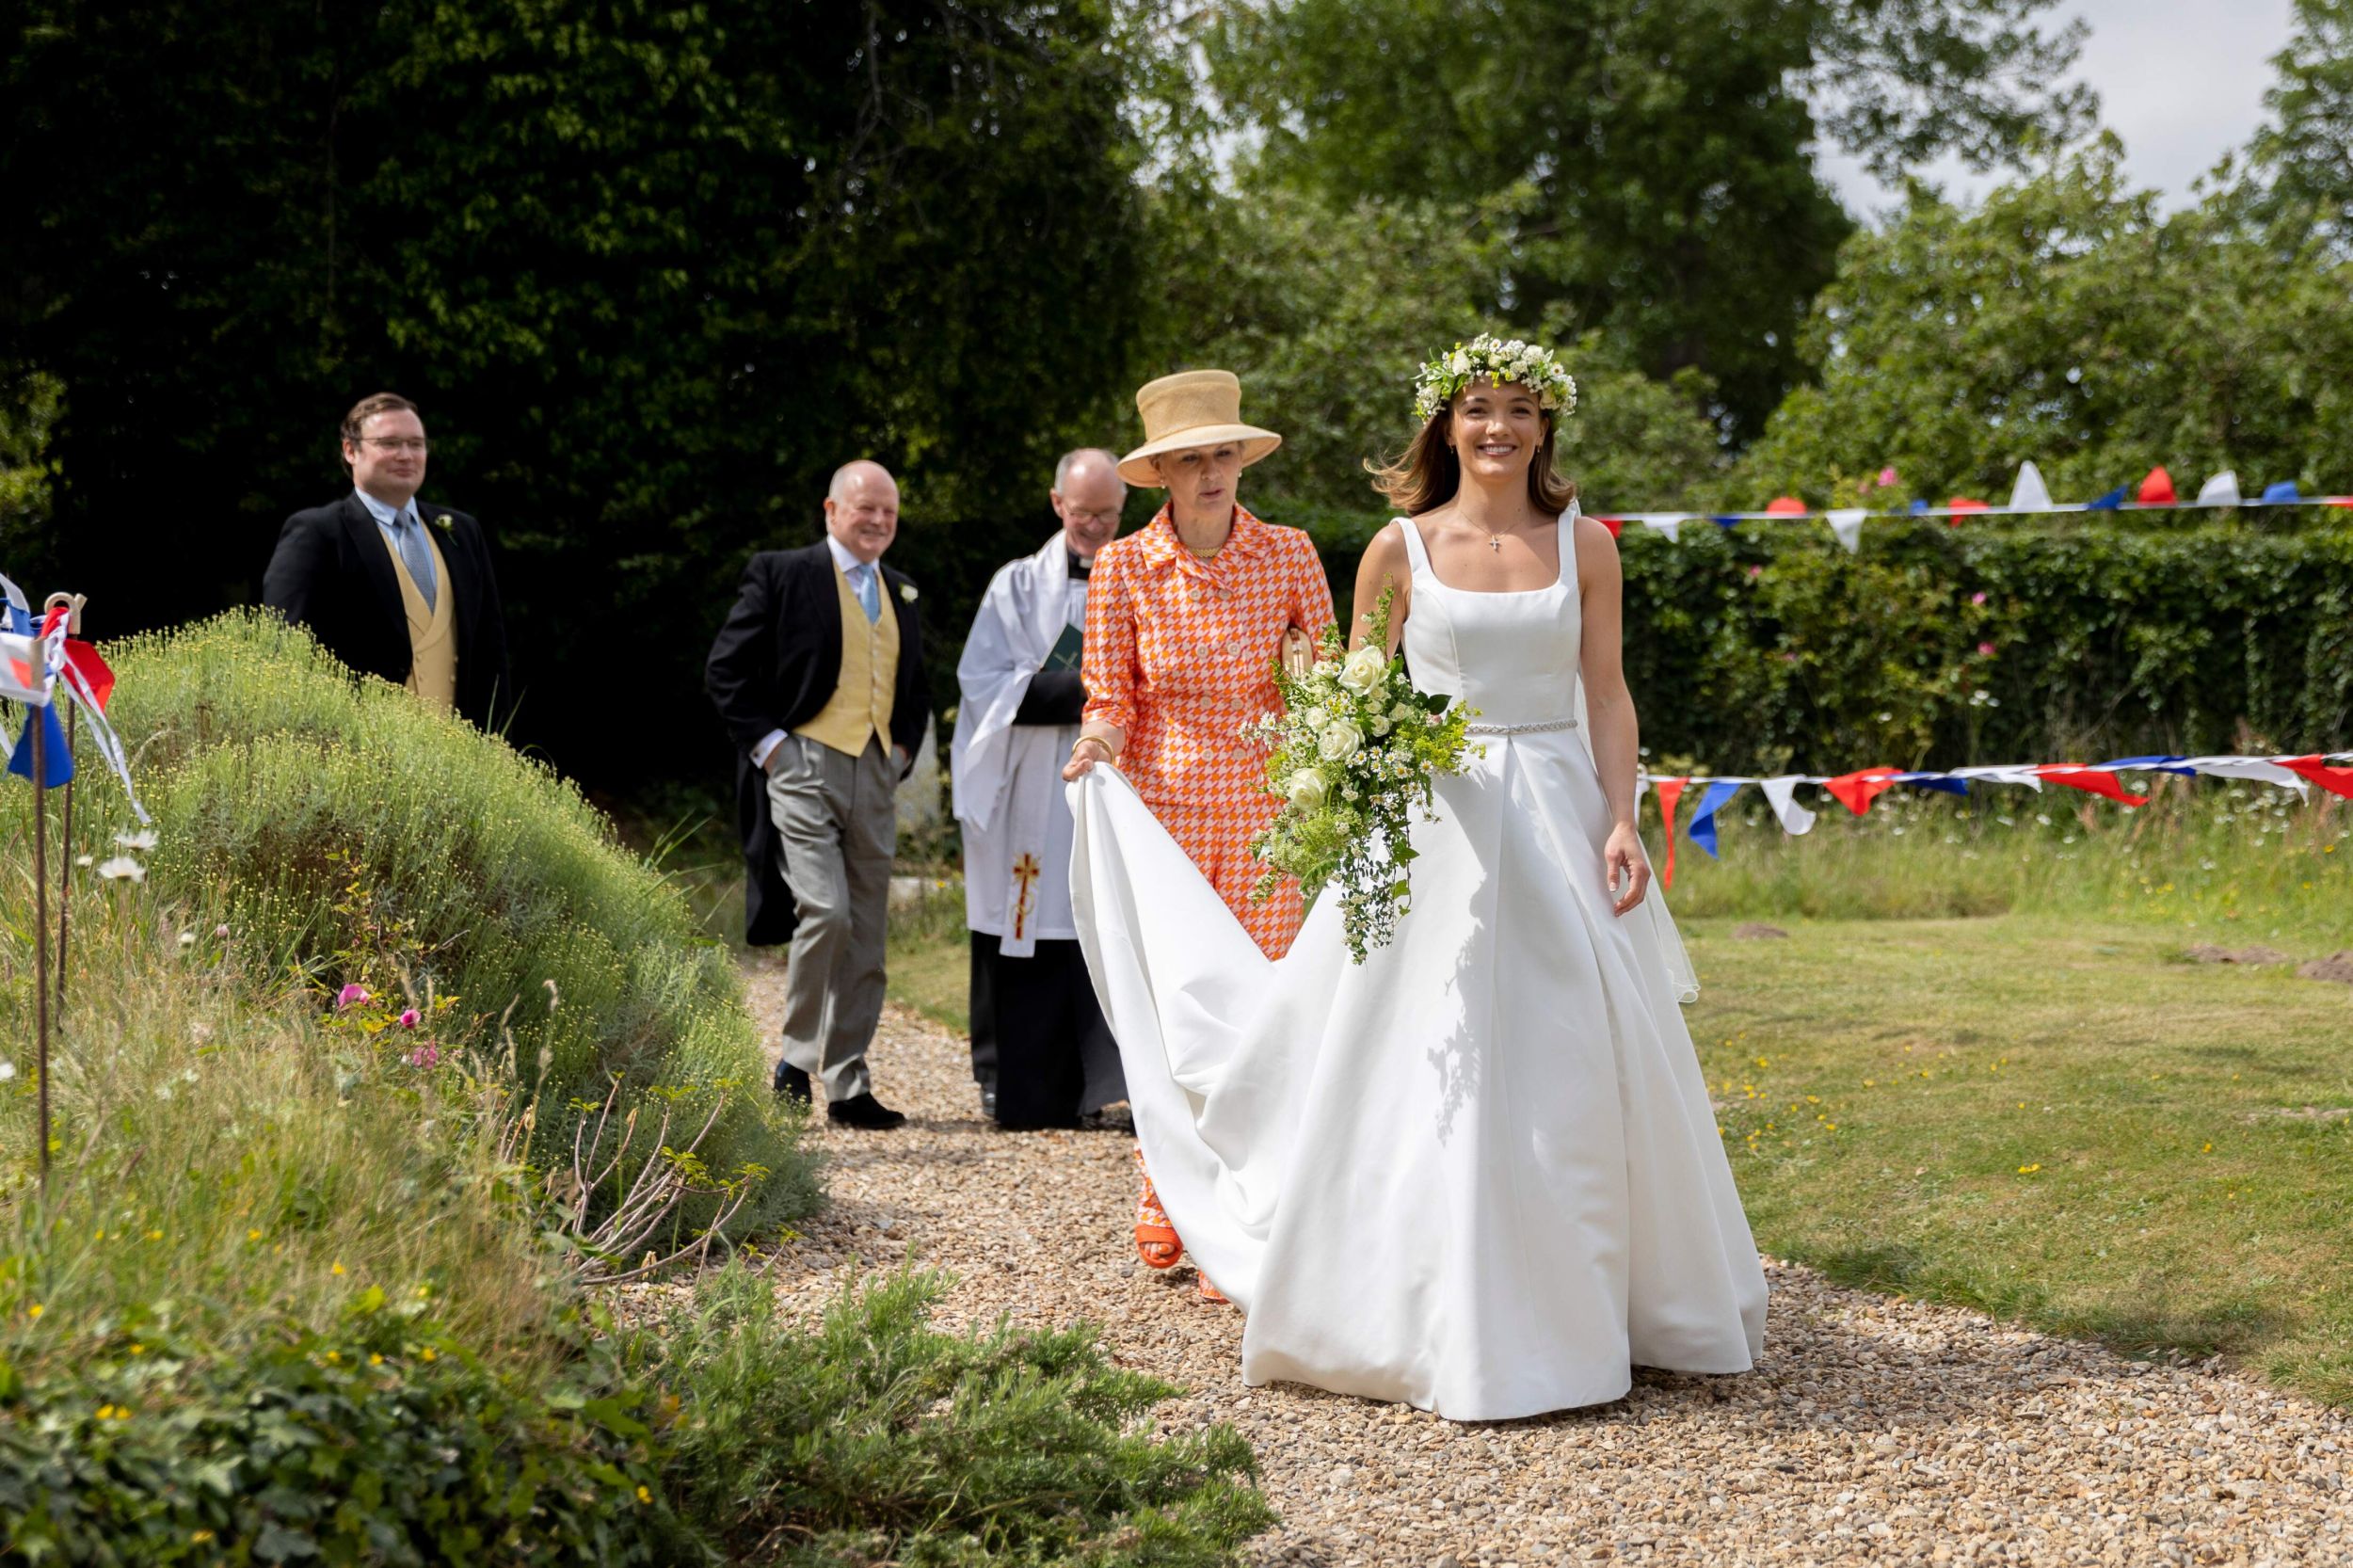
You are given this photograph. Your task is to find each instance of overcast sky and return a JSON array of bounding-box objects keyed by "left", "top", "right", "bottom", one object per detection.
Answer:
[{"left": 1820, "top": 0, "right": 2297, "bottom": 217}]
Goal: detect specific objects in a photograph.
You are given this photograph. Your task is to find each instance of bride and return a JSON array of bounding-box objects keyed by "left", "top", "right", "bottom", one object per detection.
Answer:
[{"left": 1064, "top": 335, "right": 1767, "bottom": 1420}]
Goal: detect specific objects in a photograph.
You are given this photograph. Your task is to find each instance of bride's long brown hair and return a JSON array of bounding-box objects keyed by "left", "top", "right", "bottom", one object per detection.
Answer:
[{"left": 1368, "top": 396, "right": 1579, "bottom": 517}]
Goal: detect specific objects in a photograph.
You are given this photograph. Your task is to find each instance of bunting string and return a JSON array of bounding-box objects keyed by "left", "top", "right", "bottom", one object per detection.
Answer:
[
  {"left": 1640, "top": 749, "right": 2353, "bottom": 887},
  {"left": 1591, "top": 464, "right": 2353, "bottom": 551}
]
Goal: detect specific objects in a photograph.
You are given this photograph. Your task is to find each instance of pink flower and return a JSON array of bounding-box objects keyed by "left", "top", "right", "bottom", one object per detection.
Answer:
[
  {"left": 215, "top": 924, "right": 231, "bottom": 939},
  {"left": 1876, "top": 467, "right": 1899, "bottom": 488},
  {"left": 1747, "top": 565, "right": 1763, "bottom": 579},
  {"left": 406, "top": 1041, "right": 440, "bottom": 1070},
  {"left": 1977, "top": 641, "right": 1996, "bottom": 656},
  {"left": 397, "top": 1008, "right": 421, "bottom": 1030},
  {"left": 1971, "top": 591, "right": 1988, "bottom": 606},
  {"left": 335, "top": 984, "right": 371, "bottom": 1011}
]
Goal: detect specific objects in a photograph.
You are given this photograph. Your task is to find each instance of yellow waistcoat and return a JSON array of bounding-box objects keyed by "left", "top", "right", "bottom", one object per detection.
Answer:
[
  {"left": 793, "top": 561, "right": 898, "bottom": 756},
  {"left": 379, "top": 523, "right": 456, "bottom": 712}
]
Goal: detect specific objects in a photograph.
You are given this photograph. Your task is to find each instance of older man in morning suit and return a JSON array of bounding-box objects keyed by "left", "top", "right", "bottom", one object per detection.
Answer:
[
  {"left": 264, "top": 392, "right": 510, "bottom": 726},
  {"left": 706, "top": 459, "right": 930, "bottom": 1130}
]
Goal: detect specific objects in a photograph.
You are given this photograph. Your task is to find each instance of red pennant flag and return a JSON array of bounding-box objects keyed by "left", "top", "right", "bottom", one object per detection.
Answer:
[
  {"left": 2138, "top": 467, "right": 2176, "bottom": 505},
  {"left": 1654, "top": 777, "right": 1687, "bottom": 889},
  {"left": 2277, "top": 755, "right": 2353, "bottom": 799},
  {"left": 2034, "top": 765, "right": 2147, "bottom": 807},
  {"left": 1766, "top": 496, "right": 1807, "bottom": 515},
  {"left": 1593, "top": 515, "right": 1624, "bottom": 538},
  {"left": 1823, "top": 767, "right": 1900, "bottom": 816},
  {"left": 63, "top": 639, "right": 114, "bottom": 711}
]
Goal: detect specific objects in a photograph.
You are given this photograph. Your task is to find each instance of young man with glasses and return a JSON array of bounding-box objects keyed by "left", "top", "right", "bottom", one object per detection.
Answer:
[
  {"left": 947, "top": 448, "right": 1130, "bottom": 1130},
  {"left": 263, "top": 392, "right": 511, "bottom": 728}
]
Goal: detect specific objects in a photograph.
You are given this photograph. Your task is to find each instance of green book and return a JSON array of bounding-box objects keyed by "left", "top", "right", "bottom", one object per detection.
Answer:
[{"left": 1041, "top": 623, "right": 1084, "bottom": 673}]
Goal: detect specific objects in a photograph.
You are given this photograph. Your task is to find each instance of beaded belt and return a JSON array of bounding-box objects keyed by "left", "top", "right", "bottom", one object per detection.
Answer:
[{"left": 1464, "top": 716, "right": 1578, "bottom": 736}]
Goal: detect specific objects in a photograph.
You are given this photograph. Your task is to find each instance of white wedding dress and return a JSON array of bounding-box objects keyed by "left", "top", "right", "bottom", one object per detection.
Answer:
[{"left": 1067, "top": 516, "right": 1767, "bottom": 1420}]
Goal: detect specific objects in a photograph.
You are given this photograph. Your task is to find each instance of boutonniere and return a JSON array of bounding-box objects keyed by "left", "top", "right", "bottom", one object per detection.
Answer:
[
  {"left": 427, "top": 510, "right": 454, "bottom": 532},
  {"left": 898, "top": 582, "right": 919, "bottom": 603}
]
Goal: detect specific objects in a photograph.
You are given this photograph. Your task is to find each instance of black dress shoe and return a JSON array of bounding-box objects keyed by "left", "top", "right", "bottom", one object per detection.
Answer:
[
  {"left": 826, "top": 1092, "right": 907, "bottom": 1130},
  {"left": 979, "top": 1084, "right": 999, "bottom": 1120},
  {"left": 773, "top": 1062, "right": 812, "bottom": 1106}
]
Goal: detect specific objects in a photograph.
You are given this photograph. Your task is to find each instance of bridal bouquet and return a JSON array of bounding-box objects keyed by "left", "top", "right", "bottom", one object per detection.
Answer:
[{"left": 1245, "top": 588, "right": 1481, "bottom": 962}]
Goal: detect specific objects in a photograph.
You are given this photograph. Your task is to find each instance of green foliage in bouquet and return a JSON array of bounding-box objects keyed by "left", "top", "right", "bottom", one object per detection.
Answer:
[{"left": 1247, "top": 586, "right": 1480, "bottom": 961}]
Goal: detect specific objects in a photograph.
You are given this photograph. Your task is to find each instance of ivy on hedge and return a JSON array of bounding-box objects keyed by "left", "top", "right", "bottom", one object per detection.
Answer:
[{"left": 1291, "top": 510, "right": 2353, "bottom": 771}]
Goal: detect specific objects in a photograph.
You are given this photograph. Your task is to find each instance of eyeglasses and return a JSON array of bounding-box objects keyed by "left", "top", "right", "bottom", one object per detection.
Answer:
[
  {"left": 1063, "top": 508, "right": 1122, "bottom": 525},
  {"left": 354, "top": 437, "right": 430, "bottom": 454}
]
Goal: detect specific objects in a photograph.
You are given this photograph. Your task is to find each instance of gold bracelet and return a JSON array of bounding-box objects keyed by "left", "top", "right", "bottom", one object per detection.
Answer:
[{"left": 1072, "top": 736, "right": 1114, "bottom": 761}]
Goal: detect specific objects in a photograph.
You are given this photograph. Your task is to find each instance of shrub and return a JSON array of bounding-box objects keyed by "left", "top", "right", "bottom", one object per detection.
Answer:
[
  {"left": 1293, "top": 514, "right": 2353, "bottom": 773},
  {"left": 629, "top": 1264, "right": 1276, "bottom": 1566},
  {"left": 0, "top": 1298, "right": 678, "bottom": 1567},
  {"left": 96, "top": 610, "right": 818, "bottom": 1236}
]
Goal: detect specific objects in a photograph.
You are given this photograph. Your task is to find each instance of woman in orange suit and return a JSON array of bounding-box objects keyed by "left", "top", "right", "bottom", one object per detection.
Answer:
[{"left": 1063, "top": 369, "right": 1337, "bottom": 1301}]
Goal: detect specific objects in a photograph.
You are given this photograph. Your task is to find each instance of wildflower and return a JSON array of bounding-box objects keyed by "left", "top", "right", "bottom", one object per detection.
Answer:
[
  {"left": 179, "top": 932, "right": 198, "bottom": 948},
  {"left": 1876, "top": 466, "right": 1898, "bottom": 488},
  {"left": 397, "top": 1008, "right": 421, "bottom": 1030},
  {"left": 0, "top": 1063, "right": 14, "bottom": 1082},
  {"left": 216, "top": 923, "right": 231, "bottom": 937},
  {"left": 96, "top": 856, "right": 146, "bottom": 882},
  {"left": 1971, "top": 591, "right": 1987, "bottom": 606},
  {"left": 636, "top": 1485, "right": 653, "bottom": 1505},
  {"left": 2017, "top": 1163, "right": 2041, "bottom": 1174},
  {"left": 336, "top": 984, "right": 371, "bottom": 1010},
  {"left": 369, "top": 1353, "right": 384, "bottom": 1367},
  {"left": 407, "top": 1041, "right": 441, "bottom": 1070},
  {"left": 248, "top": 1228, "right": 263, "bottom": 1241},
  {"left": 330, "top": 1261, "right": 346, "bottom": 1276},
  {"left": 421, "top": 1347, "right": 438, "bottom": 1362},
  {"left": 26, "top": 1304, "right": 41, "bottom": 1320},
  {"left": 116, "top": 829, "right": 159, "bottom": 851},
  {"left": 1977, "top": 642, "right": 1995, "bottom": 656},
  {"left": 191, "top": 1533, "right": 215, "bottom": 1544}
]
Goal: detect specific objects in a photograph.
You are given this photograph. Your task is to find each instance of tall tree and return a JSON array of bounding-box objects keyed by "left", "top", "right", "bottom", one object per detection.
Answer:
[
  {"left": 1200, "top": 0, "right": 2093, "bottom": 442},
  {"left": 2249, "top": 0, "right": 2353, "bottom": 246},
  {"left": 0, "top": 0, "right": 1146, "bottom": 783},
  {"left": 1732, "top": 139, "right": 2353, "bottom": 506}
]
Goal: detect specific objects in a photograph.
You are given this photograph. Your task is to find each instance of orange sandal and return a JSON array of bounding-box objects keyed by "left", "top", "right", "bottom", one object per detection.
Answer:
[
  {"left": 1133, "top": 1146, "right": 1182, "bottom": 1270},
  {"left": 1196, "top": 1272, "right": 1228, "bottom": 1304}
]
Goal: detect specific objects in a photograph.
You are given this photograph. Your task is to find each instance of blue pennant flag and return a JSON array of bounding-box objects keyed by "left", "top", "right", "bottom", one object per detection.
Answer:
[
  {"left": 1710, "top": 515, "right": 1741, "bottom": 530},
  {"left": 1687, "top": 779, "right": 1743, "bottom": 858},
  {"left": 2099, "top": 755, "right": 2195, "bottom": 776},
  {"left": 2085, "top": 486, "right": 2130, "bottom": 511},
  {"left": 1897, "top": 771, "right": 1970, "bottom": 796},
  {"left": 2260, "top": 480, "right": 2300, "bottom": 504},
  {"left": 1908, "top": 499, "right": 1930, "bottom": 515},
  {"left": 8, "top": 703, "right": 74, "bottom": 788}
]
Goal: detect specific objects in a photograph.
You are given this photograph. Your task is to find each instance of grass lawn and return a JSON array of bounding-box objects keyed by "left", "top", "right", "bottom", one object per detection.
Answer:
[{"left": 1682, "top": 913, "right": 2353, "bottom": 1404}]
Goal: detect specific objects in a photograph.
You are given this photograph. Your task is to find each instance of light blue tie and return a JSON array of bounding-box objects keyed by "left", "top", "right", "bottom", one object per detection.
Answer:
[
  {"left": 852, "top": 562, "right": 881, "bottom": 623},
  {"left": 394, "top": 513, "right": 439, "bottom": 614}
]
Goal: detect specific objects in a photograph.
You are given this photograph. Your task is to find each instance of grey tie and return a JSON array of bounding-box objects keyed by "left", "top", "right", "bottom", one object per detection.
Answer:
[{"left": 394, "top": 513, "right": 439, "bottom": 614}]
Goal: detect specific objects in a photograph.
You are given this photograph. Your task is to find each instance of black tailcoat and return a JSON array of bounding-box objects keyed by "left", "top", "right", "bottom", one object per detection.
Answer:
[
  {"left": 262, "top": 493, "right": 512, "bottom": 728},
  {"left": 705, "top": 542, "right": 930, "bottom": 945}
]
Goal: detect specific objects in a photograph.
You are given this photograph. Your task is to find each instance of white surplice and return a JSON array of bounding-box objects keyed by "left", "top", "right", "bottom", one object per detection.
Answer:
[
  {"left": 952, "top": 534, "right": 1086, "bottom": 952},
  {"left": 1068, "top": 516, "right": 1767, "bottom": 1420}
]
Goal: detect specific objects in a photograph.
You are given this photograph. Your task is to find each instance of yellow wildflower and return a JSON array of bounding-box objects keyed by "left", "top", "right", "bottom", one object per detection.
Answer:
[
  {"left": 635, "top": 1485, "right": 652, "bottom": 1505},
  {"left": 330, "top": 1262, "right": 345, "bottom": 1276}
]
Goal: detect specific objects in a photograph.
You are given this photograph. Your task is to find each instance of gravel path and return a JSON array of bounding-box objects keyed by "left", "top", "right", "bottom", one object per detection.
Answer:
[{"left": 744, "top": 960, "right": 2353, "bottom": 1566}]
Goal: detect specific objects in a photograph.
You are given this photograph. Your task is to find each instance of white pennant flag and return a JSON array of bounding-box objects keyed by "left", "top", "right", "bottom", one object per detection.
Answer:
[
  {"left": 1824, "top": 508, "right": 1867, "bottom": 553},
  {"left": 1639, "top": 515, "right": 1687, "bottom": 544},
  {"left": 1948, "top": 764, "right": 2044, "bottom": 792},
  {"left": 2008, "top": 460, "right": 2053, "bottom": 512},
  {"left": 2195, "top": 471, "right": 2240, "bottom": 508},
  {"left": 1758, "top": 776, "right": 1817, "bottom": 835},
  {"left": 2182, "top": 755, "right": 2308, "bottom": 794},
  {"left": 0, "top": 628, "right": 56, "bottom": 706}
]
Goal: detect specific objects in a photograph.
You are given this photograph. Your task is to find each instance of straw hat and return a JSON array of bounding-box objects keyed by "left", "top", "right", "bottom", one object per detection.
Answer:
[{"left": 1116, "top": 370, "right": 1283, "bottom": 487}]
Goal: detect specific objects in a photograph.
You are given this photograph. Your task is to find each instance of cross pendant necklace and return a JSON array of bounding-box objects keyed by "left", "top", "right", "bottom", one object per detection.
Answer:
[{"left": 1487, "top": 534, "right": 1502, "bottom": 552}]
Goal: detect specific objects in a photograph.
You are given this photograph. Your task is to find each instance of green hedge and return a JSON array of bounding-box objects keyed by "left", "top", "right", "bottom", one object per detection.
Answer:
[
  {"left": 1289, "top": 510, "right": 2353, "bottom": 770},
  {"left": 98, "top": 611, "right": 820, "bottom": 1238}
]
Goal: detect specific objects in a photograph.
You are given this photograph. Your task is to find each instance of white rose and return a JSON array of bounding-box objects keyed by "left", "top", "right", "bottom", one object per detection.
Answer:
[
  {"left": 1390, "top": 701, "right": 1415, "bottom": 721},
  {"left": 1317, "top": 722, "right": 1363, "bottom": 762},
  {"left": 1299, "top": 705, "right": 1331, "bottom": 733},
  {"left": 1338, "top": 646, "right": 1386, "bottom": 694},
  {"left": 1286, "top": 769, "right": 1327, "bottom": 809},
  {"left": 1369, "top": 713, "right": 1392, "bottom": 737}
]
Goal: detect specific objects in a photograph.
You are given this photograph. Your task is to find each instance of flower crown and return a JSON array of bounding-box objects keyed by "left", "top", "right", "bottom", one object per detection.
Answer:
[{"left": 1412, "top": 334, "right": 1577, "bottom": 424}]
